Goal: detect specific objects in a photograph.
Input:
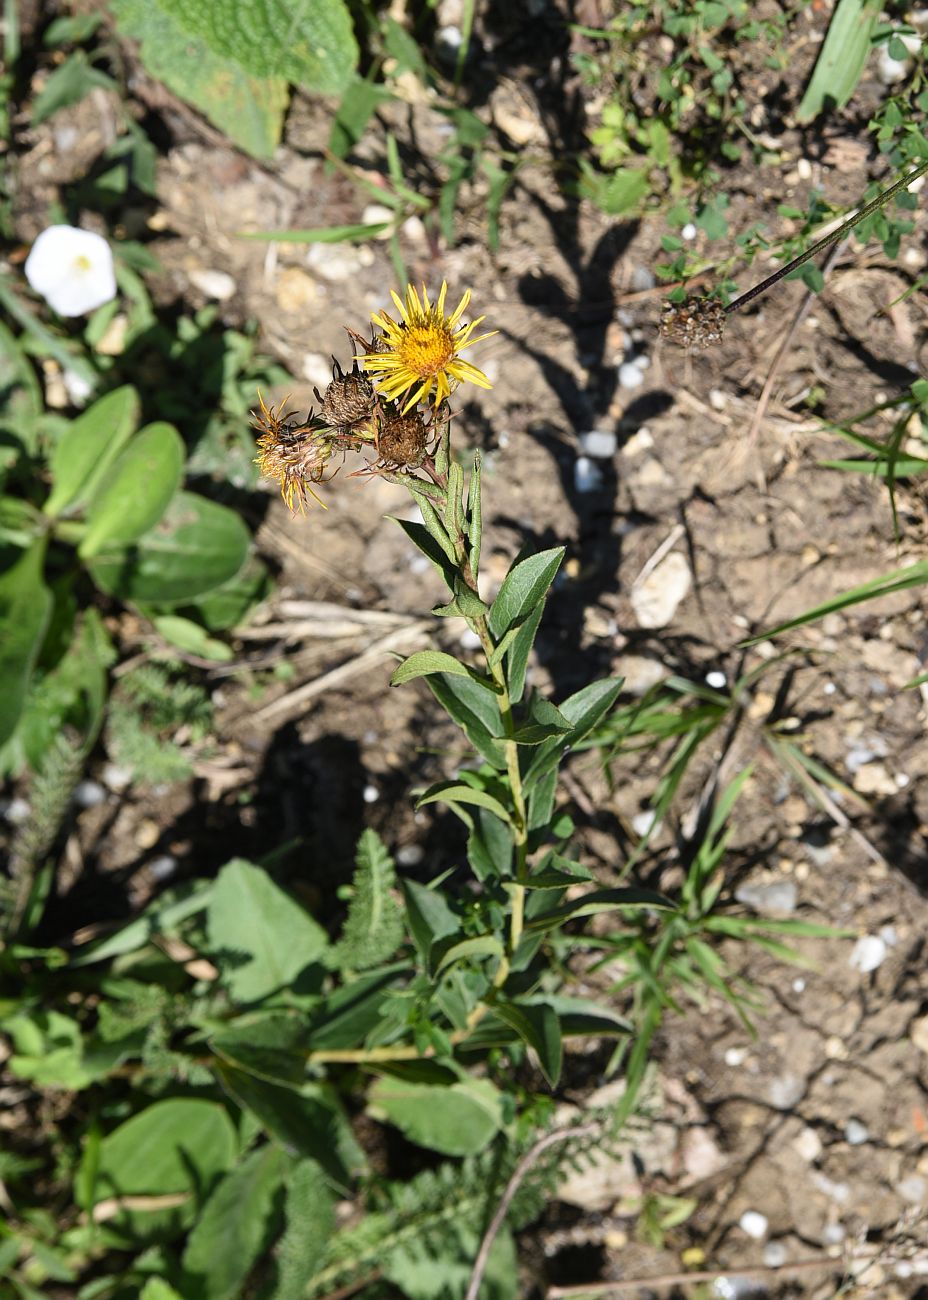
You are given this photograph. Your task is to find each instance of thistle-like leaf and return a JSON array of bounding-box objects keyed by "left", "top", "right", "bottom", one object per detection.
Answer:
[{"left": 329, "top": 829, "right": 404, "bottom": 972}]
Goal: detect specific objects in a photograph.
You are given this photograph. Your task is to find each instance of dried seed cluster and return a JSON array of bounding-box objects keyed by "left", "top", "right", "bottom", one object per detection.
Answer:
[{"left": 659, "top": 296, "right": 727, "bottom": 349}]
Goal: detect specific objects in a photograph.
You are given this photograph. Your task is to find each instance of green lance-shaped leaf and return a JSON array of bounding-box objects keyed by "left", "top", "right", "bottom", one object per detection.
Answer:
[
  {"left": 87, "top": 490, "right": 250, "bottom": 604},
  {"left": 504, "top": 600, "right": 544, "bottom": 704},
  {"left": 391, "top": 649, "right": 494, "bottom": 689},
  {"left": 488, "top": 546, "right": 565, "bottom": 639},
  {"left": 523, "top": 677, "right": 625, "bottom": 788},
  {"left": 45, "top": 386, "right": 140, "bottom": 517},
  {"left": 181, "top": 1143, "right": 288, "bottom": 1300},
  {"left": 400, "top": 877, "right": 460, "bottom": 966},
  {"left": 367, "top": 1076, "right": 504, "bottom": 1156},
  {"left": 467, "top": 450, "right": 483, "bottom": 578},
  {"left": 0, "top": 540, "right": 53, "bottom": 748},
  {"left": 525, "top": 886, "right": 671, "bottom": 932},
  {"left": 390, "top": 516, "right": 458, "bottom": 591},
  {"left": 797, "top": 0, "right": 881, "bottom": 122},
  {"left": 79, "top": 422, "right": 184, "bottom": 557},
  {"left": 417, "top": 780, "right": 513, "bottom": 824},
  {"left": 329, "top": 828, "right": 404, "bottom": 972},
  {"left": 443, "top": 460, "right": 465, "bottom": 539},
  {"left": 491, "top": 998, "right": 562, "bottom": 1087}
]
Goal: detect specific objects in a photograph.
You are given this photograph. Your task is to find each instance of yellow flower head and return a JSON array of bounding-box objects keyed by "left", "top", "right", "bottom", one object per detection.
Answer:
[
  {"left": 251, "top": 392, "right": 332, "bottom": 514},
  {"left": 359, "top": 282, "right": 496, "bottom": 412}
]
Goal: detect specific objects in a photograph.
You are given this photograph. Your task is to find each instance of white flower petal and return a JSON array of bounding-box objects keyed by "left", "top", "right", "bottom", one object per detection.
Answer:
[{"left": 24, "top": 225, "right": 116, "bottom": 318}]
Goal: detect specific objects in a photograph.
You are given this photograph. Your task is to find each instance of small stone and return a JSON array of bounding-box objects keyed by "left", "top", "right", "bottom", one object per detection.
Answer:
[
  {"left": 844, "top": 1119, "right": 868, "bottom": 1145},
  {"left": 396, "top": 844, "right": 424, "bottom": 867},
  {"left": 578, "top": 429, "right": 618, "bottom": 458},
  {"left": 797, "top": 158, "right": 813, "bottom": 181},
  {"left": 188, "top": 268, "right": 236, "bottom": 301},
  {"left": 680, "top": 1127, "right": 726, "bottom": 1181},
  {"left": 617, "top": 655, "right": 666, "bottom": 696},
  {"left": 898, "top": 1174, "right": 927, "bottom": 1204},
  {"left": 681, "top": 222, "right": 697, "bottom": 240},
  {"left": 3, "top": 798, "right": 30, "bottom": 824},
  {"left": 724, "top": 1046, "right": 748, "bottom": 1067},
  {"left": 631, "top": 552, "right": 691, "bottom": 629},
  {"left": 705, "top": 670, "right": 727, "bottom": 689},
  {"left": 361, "top": 203, "right": 396, "bottom": 235},
  {"left": 401, "top": 215, "right": 427, "bottom": 243},
  {"left": 763, "top": 1240, "right": 788, "bottom": 1267},
  {"left": 852, "top": 761, "right": 896, "bottom": 797},
  {"left": 631, "top": 810, "right": 658, "bottom": 837},
  {"left": 618, "top": 361, "right": 645, "bottom": 389},
  {"left": 134, "top": 818, "right": 160, "bottom": 850},
  {"left": 363, "top": 784, "right": 379, "bottom": 804},
  {"left": 734, "top": 879, "right": 797, "bottom": 915},
  {"left": 708, "top": 388, "right": 726, "bottom": 410},
  {"left": 910, "top": 1015, "right": 928, "bottom": 1054},
  {"left": 574, "top": 455, "right": 604, "bottom": 493},
  {"left": 306, "top": 242, "right": 371, "bottom": 282},
  {"left": 73, "top": 780, "right": 105, "bottom": 808},
  {"left": 622, "top": 427, "right": 654, "bottom": 456},
  {"left": 768, "top": 1073, "right": 805, "bottom": 1109},
  {"left": 275, "top": 267, "right": 321, "bottom": 313},
  {"left": 792, "top": 977, "right": 805, "bottom": 993},
  {"left": 824, "top": 1036, "right": 848, "bottom": 1060},
  {"left": 102, "top": 763, "right": 133, "bottom": 792},
  {"left": 459, "top": 628, "right": 481, "bottom": 650},
  {"left": 849, "top": 934, "right": 887, "bottom": 973},
  {"left": 149, "top": 855, "right": 177, "bottom": 880},
  {"left": 822, "top": 1222, "right": 846, "bottom": 1244},
  {"left": 739, "top": 1210, "right": 768, "bottom": 1240},
  {"left": 793, "top": 1127, "right": 822, "bottom": 1162}
]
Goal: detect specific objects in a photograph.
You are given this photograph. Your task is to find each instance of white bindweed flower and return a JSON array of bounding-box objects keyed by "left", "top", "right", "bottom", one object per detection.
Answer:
[{"left": 24, "top": 225, "right": 117, "bottom": 317}]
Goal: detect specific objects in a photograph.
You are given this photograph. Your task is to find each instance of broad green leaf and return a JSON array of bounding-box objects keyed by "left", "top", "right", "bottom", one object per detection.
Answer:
[
  {"left": 466, "top": 809, "right": 513, "bottom": 882},
  {"left": 185, "top": 553, "right": 271, "bottom": 630},
  {"left": 391, "top": 649, "right": 492, "bottom": 688},
  {"left": 367, "top": 1076, "right": 503, "bottom": 1155},
  {"left": 426, "top": 673, "right": 506, "bottom": 769},
  {"left": 580, "top": 161, "right": 650, "bottom": 214},
  {"left": 142, "top": 0, "right": 357, "bottom": 92},
  {"left": 492, "top": 999, "right": 562, "bottom": 1086},
  {"left": 211, "top": 1014, "right": 311, "bottom": 1086},
  {"left": 521, "top": 993, "right": 630, "bottom": 1038},
  {"left": 488, "top": 546, "right": 565, "bottom": 639},
  {"left": 797, "top": 0, "right": 881, "bottom": 122},
  {"left": 111, "top": 0, "right": 289, "bottom": 158},
  {"left": 216, "top": 1067, "right": 363, "bottom": 1188},
  {"left": 271, "top": 1161, "right": 334, "bottom": 1300},
  {"left": 45, "top": 386, "right": 139, "bottom": 516},
  {"left": 329, "top": 828, "right": 404, "bottom": 972},
  {"left": 400, "top": 878, "right": 460, "bottom": 965},
  {"left": 87, "top": 490, "right": 250, "bottom": 603},
  {"left": 79, "top": 423, "right": 184, "bottom": 557},
  {"left": 525, "top": 857, "right": 595, "bottom": 888},
  {"left": 152, "top": 614, "right": 234, "bottom": 662},
  {"left": 182, "top": 1144, "right": 287, "bottom": 1300},
  {"left": 207, "top": 859, "right": 328, "bottom": 1002},
  {"left": 0, "top": 541, "right": 53, "bottom": 748},
  {"left": 141, "top": 1282, "right": 185, "bottom": 1300},
  {"left": 416, "top": 780, "right": 512, "bottom": 824},
  {"left": 525, "top": 886, "right": 670, "bottom": 931},
  {"left": 96, "top": 1099, "right": 237, "bottom": 1237},
  {"left": 306, "top": 965, "right": 406, "bottom": 1050}
]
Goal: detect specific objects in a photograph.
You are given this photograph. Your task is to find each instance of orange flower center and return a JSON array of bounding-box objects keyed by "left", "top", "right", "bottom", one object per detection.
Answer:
[{"left": 396, "top": 325, "right": 454, "bottom": 377}]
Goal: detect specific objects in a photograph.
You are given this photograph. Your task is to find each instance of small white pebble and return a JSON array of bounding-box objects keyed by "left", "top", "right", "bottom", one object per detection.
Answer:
[
  {"left": 844, "top": 1119, "right": 868, "bottom": 1145},
  {"left": 724, "top": 1046, "right": 748, "bottom": 1067},
  {"left": 4, "top": 798, "right": 31, "bottom": 824},
  {"left": 793, "top": 1126, "right": 822, "bottom": 1162},
  {"left": 849, "top": 934, "right": 887, "bottom": 973},
  {"left": 578, "top": 429, "right": 618, "bottom": 459},
  {"left": 708, "top": 388, "right": 726, "bottom": 411},
  {"left": 617, "top": 362, "right": 645, "bottom": 390},
  {"left": 574, "top": 455, "right": 604, "bottom": 493},
  {"left": 631, "top": 809, "right": 658, "bottom": 837},
  {"left": 396, "top": 844, "right": 424, "bottom": 867},
  {"left": 823, "top": 1222, "right": 846, "bottom": 1244},
  {"left": 898, "top": 1174, "right": 928, "bottom": 1204},
  {"left": 879, "top": 924, "right": 898, "bottom": 948},
  {"left": 361, "top": 203, "right": 395, "bottom": 230},
  {"left": 763, "top": 1240, "right": 788, "bottom": 1267},
  {"left": 739, "top": 1210, "right": 768, "bottom": 1240},
  {"left": 797, "top": 158, "right": 813, "bottom": 181},
  {"left": 792, "top": 977, "right": 806, "bottom": 993},
  {"left": 148, "top": 855, "right": 178, "bottom": 881},
  {"left": 73, "top": 780, "right": 106, "bottom": 808},
  {"left": 188, "top": 268, "right": 236, "bottom": 301},
  {"left": 363, "top": 784, "right": 379, "bottom": 804},
  {"left": 705, "top": 670, "right": 727, "bottom": 689},
  {"left": 459, "top": 628, "right": 482, "bottom": 650},
  {"left": 103, "top": 763, "right": 133, "bottom": 793},
  {"left": 635, "top": 354, "right": 651, "bottom": 371},
  {"left": 823, "top": 681, "right": 836, "bottom": 695},
  {"left": 681, "top": 222, "right": 697, "bottom": 240},
  {"left": 895, "top": 772, "right": 910, "bottom": 788}
]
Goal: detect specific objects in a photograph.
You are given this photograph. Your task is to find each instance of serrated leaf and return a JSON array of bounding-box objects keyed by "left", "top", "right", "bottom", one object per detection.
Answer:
[
  {"left": 329, "top": 829, "right": 404, "bottom": 972},
  {"left": 45, "top": 386, "right": 139, "bottom": 517},
  {"left": 110, "top": 0, "right": 289, "bottom": 158},
  {"left": 79, "top": 423, "right": 184, "bottom": 557},
  {"left": 417, "top": 781, "right": 512, "bottom": 824},
  {"left": 144, "top": 0, "right": 357, "bottom": 93},
  {"left": 181, "top": 1144, "right": 287, "bottom": 1300},
  {"left": 0, "top": 541, "right": 53, "bottom": 748},
  {"left": 207, "top": 859, "right": 328, "bottom": 1002},
  {"left": 492, "top": 999, "right": 562, "bottom": 1086},
  {"left": 367, "top": 1076, "right": 503, "bottom": 1155},
  {"left": 87, "top": 490, "right": 250, "bottom": 604},
  {"left": 270, "top": 1160, "right": 333, "bottom": 1300},
  {"left": 488, "top": 546, "right": 565, "bottom": 639}
]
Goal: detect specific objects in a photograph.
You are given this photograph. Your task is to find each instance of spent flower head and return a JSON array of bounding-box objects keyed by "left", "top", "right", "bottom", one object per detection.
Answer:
[
  {"left": 24, "top": 225, "right": 117, "bottom": 317},
  {"left": 251, "top": 393, "right": 337, "bottom": 513},
  {"left": 359, "top": 281, "right": 496, "bottom": 412}
]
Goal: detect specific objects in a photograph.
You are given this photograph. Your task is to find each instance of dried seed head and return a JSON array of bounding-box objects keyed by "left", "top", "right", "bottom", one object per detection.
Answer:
[
  {"left": 251, "top": 392, "right": 334, "bottom": 512},
  {"left": 316, "top": 361, "right": 376, "bottom": 430},
  {"left": 659, "top": 296, "right": 727, "bottom": 349},
  {"left": 377, "top": 411, "right": 429, "bottom": 470}
]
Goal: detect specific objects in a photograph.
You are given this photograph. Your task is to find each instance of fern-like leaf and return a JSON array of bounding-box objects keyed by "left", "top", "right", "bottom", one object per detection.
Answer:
[
  {"left": 329, "top": 829, "right": 404, "bottom": 973},
  {"left": 270, "top": 1159, "right": 334, "bottom": 1300}
]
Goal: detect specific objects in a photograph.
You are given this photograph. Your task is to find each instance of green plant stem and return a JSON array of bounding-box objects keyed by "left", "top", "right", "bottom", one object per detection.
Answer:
[{"left": 726, "top": 158, "right": 928, "bottom": 316}]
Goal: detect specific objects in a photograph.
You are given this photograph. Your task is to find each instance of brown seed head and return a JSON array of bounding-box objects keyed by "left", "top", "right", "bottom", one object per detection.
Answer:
[
  {"left": 317, "top": 362, "right": 376, "bottom": 430},
  {"left": 659, "top": 296, "right": 726, "bottom": 349},
  {"left": 376, "top": 411, "right": 429, "bottom": 470}
]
